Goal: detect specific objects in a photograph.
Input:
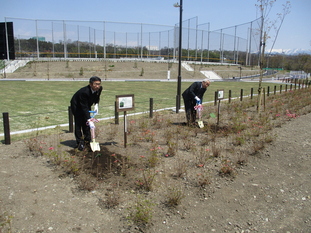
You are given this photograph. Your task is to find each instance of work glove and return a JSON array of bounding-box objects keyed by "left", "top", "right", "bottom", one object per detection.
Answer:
[
  {"left": 87, "top": 119, "right": 95, "bottom": 129},
  {"left": 194, "top": 104, "right": 203, "bottom": 111},
  {"left": 94, "top": 103, "right": 99, "bottom": 114},
  {"left": 195, "top": 96, "right": 201, "bottom": 105}
]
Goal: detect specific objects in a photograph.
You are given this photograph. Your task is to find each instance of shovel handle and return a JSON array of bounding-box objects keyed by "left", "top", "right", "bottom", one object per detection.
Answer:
[
  {"left": 89, "top": 110, "right": 97, "bottom": 119},
  {"left": 90, "top": 127, "right": 95, "bottom": 140}
]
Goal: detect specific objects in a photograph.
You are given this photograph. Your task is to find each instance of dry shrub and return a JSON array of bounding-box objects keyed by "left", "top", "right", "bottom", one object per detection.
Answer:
[
  {"left": 163, "top": 129, "right": 174, "bottom": 145},
  {"left": 100, "top": 185, "right": 121, "bottom": 209},
  {"left": 234, "top": 149, "right": 249, "bottom": 167},
  {"left": 164, "top": 186, "right": 185, "bottom": 207},
  {"left": 166, "top": 142, "right": 177, "bottom": 157},
  {"left": 196, "top": 147, "right": 210, "bottom": 166},
  {"left": 127, "top": 196, "right": 154, "bottom": 227},
  {"left": 252, "top": 140, "right": 265, "bottom": 154},
  {"left": 182, "top": 137, "right": 196, "bottom": 151},
  {"left": 77, "top": 173, "right": 97, "bottom": 191},
  {"left": 211, "top": 143, "right": 222, "bottom": 158},
  {"left": 219, "top": 159, "right": 236, "bottom": 178},
  {"left": 172, "top": 159, "right": 187, "bottom": 178},
  {"left": 196, "top": 173, "right": 211, "bottom": 188},
  {"left": 135, "top": 169, "right": 157, "bottom": 191}
]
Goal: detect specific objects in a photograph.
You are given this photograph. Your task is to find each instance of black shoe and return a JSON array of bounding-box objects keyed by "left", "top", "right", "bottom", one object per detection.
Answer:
[
  {"left": 187, "top": 121, "right": 196, "bottom": 127},
  {"left": 77, "top": 141, "right": 85, "bottom": 151}
]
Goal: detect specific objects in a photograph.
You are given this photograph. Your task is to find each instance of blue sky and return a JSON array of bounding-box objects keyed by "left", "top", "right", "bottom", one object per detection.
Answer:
[{"left": 1, "top": 0, "right": 310, "bottom": 52}]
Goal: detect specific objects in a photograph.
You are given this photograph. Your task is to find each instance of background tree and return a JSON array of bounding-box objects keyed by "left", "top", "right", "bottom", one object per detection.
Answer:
[{"left": 256, "top": 0, "right": 291, "bottom": 112}]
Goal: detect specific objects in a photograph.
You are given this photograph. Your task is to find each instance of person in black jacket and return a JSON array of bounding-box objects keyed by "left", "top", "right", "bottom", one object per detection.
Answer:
[
  {"left": 182, "top": 78, "right": 210, "bottom": 126},
  {"left": 70, "top": 76, "right": 102, "bottom": 151}
]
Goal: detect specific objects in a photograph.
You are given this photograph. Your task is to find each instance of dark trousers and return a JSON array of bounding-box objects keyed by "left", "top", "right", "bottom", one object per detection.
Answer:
[
  {"left": 183, "top": 98, "right": 197, "bottom": 125},
  {"left": 73, "top": 114, "right": 91, "bottom": 144}
]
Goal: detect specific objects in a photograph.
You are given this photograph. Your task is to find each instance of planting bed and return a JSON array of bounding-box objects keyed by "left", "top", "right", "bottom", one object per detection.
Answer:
[{"left": 1, "top": 89, "right": 311, "bottom": 232}]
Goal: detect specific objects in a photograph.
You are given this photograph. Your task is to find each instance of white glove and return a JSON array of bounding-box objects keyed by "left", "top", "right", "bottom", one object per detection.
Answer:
[
  {"left": 194, "top": 96, "right": 201, "bottom": 102},
  {"left": 94, "top": 103, "right": 99, "bottom": 114},
  {"left": 195, "top": 96, "right": 201, "bottom": 105},
  {"left": 87, "top": 120, "right": 95, "bottom": 129}
]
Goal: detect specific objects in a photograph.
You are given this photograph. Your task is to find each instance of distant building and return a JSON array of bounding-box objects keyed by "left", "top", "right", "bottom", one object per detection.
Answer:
[
  {"left": 290, "top": 71, "right": 308, "bottom": 79},
  {"left": 31, "top": 36, "right": 46, "bottom": 41},
  {"left": 146, "top": 45, "right": 158, "bottom": 51}
]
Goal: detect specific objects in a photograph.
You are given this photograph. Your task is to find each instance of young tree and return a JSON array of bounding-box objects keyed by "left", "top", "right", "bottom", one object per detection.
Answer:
[{"left": 256, "top": 0, "right": 291, "bottom": 112}]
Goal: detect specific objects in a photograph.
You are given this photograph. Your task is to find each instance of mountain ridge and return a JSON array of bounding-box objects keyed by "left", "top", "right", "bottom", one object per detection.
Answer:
[{"left": 269, "top": 48, "right": 311, "bottom": 55}]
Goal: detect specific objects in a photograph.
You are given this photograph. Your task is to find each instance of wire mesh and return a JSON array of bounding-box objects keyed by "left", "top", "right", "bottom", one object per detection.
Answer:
[{"left": 6, "top": 17, "right": 261, "bottom": 65}]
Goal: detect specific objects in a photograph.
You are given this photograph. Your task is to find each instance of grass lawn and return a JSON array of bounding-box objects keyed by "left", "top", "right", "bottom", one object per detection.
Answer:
[{"left": 0, "top": 80, "right": 283, "bottom": 136}]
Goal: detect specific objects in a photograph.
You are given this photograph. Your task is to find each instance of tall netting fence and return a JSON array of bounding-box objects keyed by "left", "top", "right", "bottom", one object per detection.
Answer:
[{"left": 5, "top": 17, "right": 261, "bottom": 65}]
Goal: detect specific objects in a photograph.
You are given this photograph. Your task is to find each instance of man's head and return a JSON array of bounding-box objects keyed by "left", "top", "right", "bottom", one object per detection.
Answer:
[
  {"left": 89, "top": 76, "right": 102, "bottom": 92},
  {"left": 202, "top": 78, "right": 211, "bottom": 89}
]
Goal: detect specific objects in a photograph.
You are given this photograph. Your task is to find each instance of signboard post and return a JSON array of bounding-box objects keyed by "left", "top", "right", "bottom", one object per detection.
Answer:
[
  {"left": 217, "top": 89, "right": 224, "bottom": 126},
  {"left": 116, "top": 94, "right": 135, "bottom": 148}
]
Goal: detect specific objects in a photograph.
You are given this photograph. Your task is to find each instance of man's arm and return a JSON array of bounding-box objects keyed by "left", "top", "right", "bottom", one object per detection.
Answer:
[
  {"left": 187, "top": 82, "right": 196, "bottom": 98},
  {"left": 94, "top": 86, "right": 102, "bottom": 113},
  {"left": 79, "top": 92, "right": 91, "bottom": 120},
  {"left": 188, "top": 82, "right": 201, "bottom": 100}
]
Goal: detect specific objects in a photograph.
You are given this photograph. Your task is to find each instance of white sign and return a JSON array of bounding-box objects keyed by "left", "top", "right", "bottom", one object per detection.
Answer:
[
  {"left": 217, "top": 89, "right": 224, "bottom": 100},
  {"left": 116, "top": 94, "right": 135, "bottom": 112}
]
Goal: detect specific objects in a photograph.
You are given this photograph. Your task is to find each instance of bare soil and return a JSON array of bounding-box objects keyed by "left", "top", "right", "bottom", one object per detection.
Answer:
[
  {"left": 1, "top": 61, "right": 310, "bottom": 232},
  {"left": 1, "top": 110, "right": 311, "bottom": 232}
]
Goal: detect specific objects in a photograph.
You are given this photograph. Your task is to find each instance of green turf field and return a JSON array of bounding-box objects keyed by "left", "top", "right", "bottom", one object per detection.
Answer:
[{"left": 0, "top": 80, "right": 283, "bottom": 134}]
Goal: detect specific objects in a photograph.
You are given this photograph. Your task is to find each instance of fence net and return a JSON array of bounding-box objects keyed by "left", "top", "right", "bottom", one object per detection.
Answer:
[{"left": 5, "top": 17, "right": 261, "bottom": 65}]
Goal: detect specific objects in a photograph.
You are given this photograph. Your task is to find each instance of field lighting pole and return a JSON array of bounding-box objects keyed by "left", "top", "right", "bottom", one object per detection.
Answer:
[{"left": 174, "top": 0, "right": 183, "bottom": 113}]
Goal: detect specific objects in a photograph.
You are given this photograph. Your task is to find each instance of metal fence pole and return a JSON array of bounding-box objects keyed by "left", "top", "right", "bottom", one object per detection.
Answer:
[
  {"left": 214, "top": 91, "right": 217, "bottom": 106},
  {"left": 228, "top": 90, "right": 232, "bottom": 103},
  {"left": 149, "top": 98, "right": 153, "bottom": 118},
  {"left": 3, "top": 112, "right": 11, "bottom": 145},
  {"left": 115, "top": 101, "right": 119, "bottom": 124}
]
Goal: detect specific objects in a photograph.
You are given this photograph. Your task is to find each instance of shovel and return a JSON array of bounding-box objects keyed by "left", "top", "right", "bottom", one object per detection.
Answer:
[
  {"left": 195, "top": 104, "right": 204, "bottom": 128},
  {"left": 198, "top": 109, "right": 204, "bottom": 128},
  {"left": 90, "top": 127, "right": 100, "bottom": 152},
  {"left": 89, "top": 110, "right": 100, "bottom": 152}
]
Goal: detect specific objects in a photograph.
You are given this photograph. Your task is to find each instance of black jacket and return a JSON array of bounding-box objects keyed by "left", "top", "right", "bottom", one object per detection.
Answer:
[
  {"left": 70, "top": 85, "right": 102, "bottom": 120},
  {"left": 182, "top": 81, "right": 206, "bottom": 102}
]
